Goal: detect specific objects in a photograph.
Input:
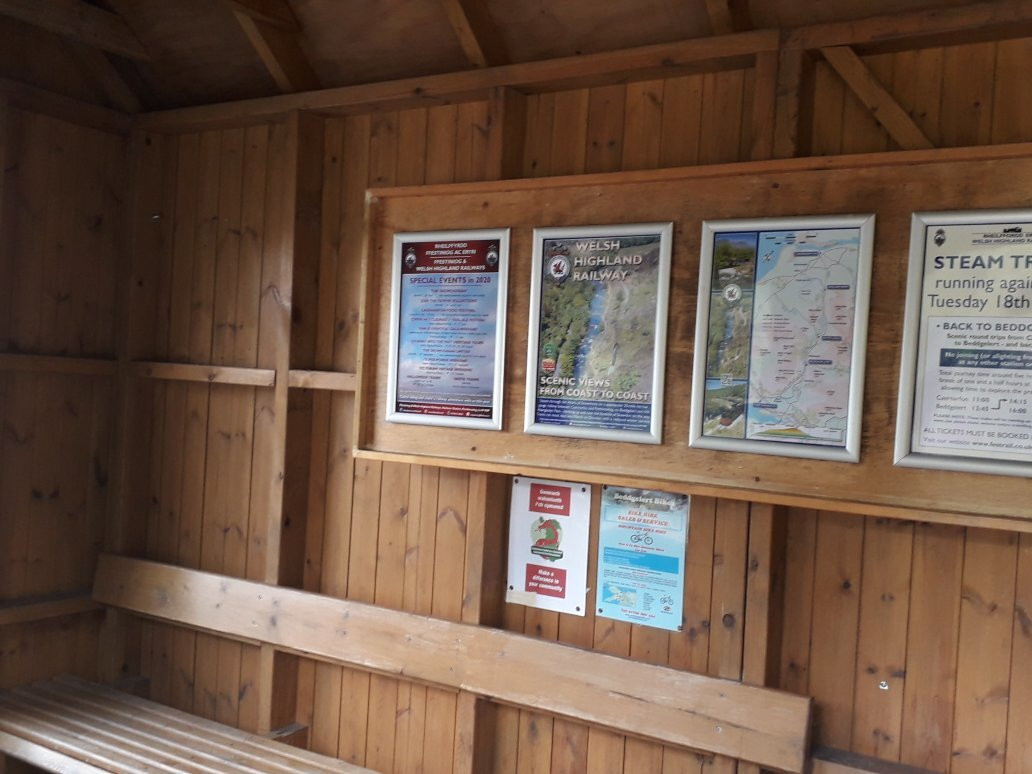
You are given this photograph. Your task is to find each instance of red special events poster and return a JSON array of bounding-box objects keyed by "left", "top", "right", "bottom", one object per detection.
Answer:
[{"left": 393, "top": 238, "right": 502, "bottom": 420}]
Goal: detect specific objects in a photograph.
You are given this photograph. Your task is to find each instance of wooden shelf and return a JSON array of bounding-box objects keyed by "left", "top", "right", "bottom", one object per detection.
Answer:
[
  {"left": 0, "top": 592, "right": 101, "bottom": 627},
  {"left": 130, "top": 361, "right": 276, "bottom": 387},
  {"left": 287, "top": 369, "right": 357, "bottom": 392},
  {"left": 0, "top": 352, "right": 117, "bottom": 377}
]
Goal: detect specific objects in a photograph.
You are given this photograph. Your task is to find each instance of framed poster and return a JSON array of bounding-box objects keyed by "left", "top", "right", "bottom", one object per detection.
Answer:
[
  {"left": 525, "top": 223, "right": 673, "bottom": 444},
  {"left": 689, "top": 215, "right": 875, "bottom": 462},
  {"left": 505, "top": 477, "right": 592, "bottom": 616},
  {"left": 595, "top": 485, "right": 688, "bottom": 632},
  {"left": 895, "top": 210, "right": 1032, "bottom": 476},
  {"left": 386, "top": 229, "right": 509, "bottom": 429}
]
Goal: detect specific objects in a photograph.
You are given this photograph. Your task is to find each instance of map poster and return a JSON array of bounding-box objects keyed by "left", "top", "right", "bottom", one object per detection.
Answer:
[
  {"left": 386, "top": 229, "right": 509, "bottom": 430},
  {"left": 895, "top": 211, "right": 1032, "bottom": 477},
  {"left": 595, "top": 485, "right": 688, "bottom": 632},
  {"left": 506, "top": 477, "right": 592, "bottom": 616},
  {"left": 689, "top": 215, "right": 875, "bottom": 463},
  {"left": 524, "top": 223, "right": 673, "bottom": 444}
]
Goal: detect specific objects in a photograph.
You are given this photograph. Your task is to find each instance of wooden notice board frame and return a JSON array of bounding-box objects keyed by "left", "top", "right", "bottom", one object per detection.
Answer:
[{"left": 356, "top": 144, "right": 1032, "bottom": 531}]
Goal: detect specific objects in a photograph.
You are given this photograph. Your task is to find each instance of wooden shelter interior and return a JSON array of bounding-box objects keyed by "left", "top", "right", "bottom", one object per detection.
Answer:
[{"left": 1, "top": 0, "right": 1031, "bottom": 772}]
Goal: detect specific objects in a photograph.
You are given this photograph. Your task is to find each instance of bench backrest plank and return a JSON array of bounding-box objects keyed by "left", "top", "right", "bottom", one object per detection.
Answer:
[{"left": 93, "top": 553, "right": 812, "bottom": 773}]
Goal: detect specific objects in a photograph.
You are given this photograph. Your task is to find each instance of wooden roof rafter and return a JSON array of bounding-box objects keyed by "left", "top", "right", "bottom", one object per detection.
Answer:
[
  {"left": 137, "top": 0, "right": 1032, "bottom": 132},
  {"left": 223, "top": 0, "right": 300, "bottom": 30},
  {"left": 438, "top": 0, "right": 510, "bottom": 68},
  {"left": 137, "top": 28, "right": 773, "bottom": 130},
  {"left": 225, "top": 0, "right": 321, "bottom": 93},
  {"left": 0, "top": 0, "right": 146, "bottom": 112},
  {"left": 64, "top": 41, "right": 142, "bottom": 113},
  {"left": 703, "top": 0, "right": 753, "bottom": 35},
  {"left": 786, "top": 0, "right": 1032, "bottom": 52},
  {"left": 0, "top": 0, "right": 148, "bottom": 59}
]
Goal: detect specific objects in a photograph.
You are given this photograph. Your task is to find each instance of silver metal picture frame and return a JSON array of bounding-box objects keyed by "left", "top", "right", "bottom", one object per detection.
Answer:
[
  {"left": 386, "top": 228, "right": 509, "bottom": 430},
  {"left": 894, "top": 210, "right": 1032, "bottom": 476},
  {"left": 524, "top": 223, "right": 673, "bottom": 444},
  {"left": 689, "top": 214, "right": 875, "bottom": 462}
]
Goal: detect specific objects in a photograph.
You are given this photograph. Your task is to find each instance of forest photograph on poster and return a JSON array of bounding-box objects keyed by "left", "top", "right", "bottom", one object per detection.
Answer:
[{"left": 525, "top": 223, "right": 672, "bottom": 444}]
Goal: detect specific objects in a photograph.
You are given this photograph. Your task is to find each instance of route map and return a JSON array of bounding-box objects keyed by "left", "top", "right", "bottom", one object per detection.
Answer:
[{"left": 702, "top": 227, "right": 861, "bottom": 447}]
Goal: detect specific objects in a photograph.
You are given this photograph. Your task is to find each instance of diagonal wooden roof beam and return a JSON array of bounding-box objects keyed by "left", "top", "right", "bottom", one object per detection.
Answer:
[
  {"left": 0, "top": 0, "right": 148, "bottom": 60},
  {"left": 223, "top": 0, "right": 300, "bottom": 30},
  {"left": 226, "top": 0, "right": 321, "bottom": 93},
  {"left": 821, "top": 45, "right": 933, "bottom": 150},
  {"left": 438, "top": 0, "right": 509, "bottom": 68},
  {"left": 65, "top": 42, "right": 142, "bottom": 113}
]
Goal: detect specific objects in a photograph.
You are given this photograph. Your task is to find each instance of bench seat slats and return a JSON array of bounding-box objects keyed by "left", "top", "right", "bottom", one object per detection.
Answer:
[
  {"left": 0, "top": 679, "right": 373, "bottom": 773},
  {"left": 53, "top": 677, "right": 360, "bottom": 772},
  {"left": 0, "top": 730, "right": 110, "bottom": 774},
  {"left": 5, "top": 689, "right": 255, "bottom": 773},
  {"left": 0, "top": 702, "right": 177, "bottom": 773},
  {"left": 35, "top": 682, "right": 305, "bottom": 773}
]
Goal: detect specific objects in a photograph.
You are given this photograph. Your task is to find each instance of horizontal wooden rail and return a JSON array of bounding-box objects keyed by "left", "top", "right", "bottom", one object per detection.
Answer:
[
  {"left": 93, "top": 554, "right": 811, "bottom": 772},
  {"left": 0, "top": 352, "right": 117, "bottom": 377},
  {"left": 0, "top": 592, "right": 101, "bottom": 627},
  {"left": 286, "top": 369, "right": 357, "bottom": 391},
  {"left": 130, "top": 361, "right": 276, "bottom": 388},
  {"left": 786, "top": 0, "right": 1032, "bottom": 53},
  {"left": 362, "top": 140, "right": 1032, "bottom": 200}
]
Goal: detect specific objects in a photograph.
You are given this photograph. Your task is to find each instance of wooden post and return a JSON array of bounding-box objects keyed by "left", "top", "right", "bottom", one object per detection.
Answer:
[
  {"left": 0, "top": 98, "right": 9, "bottom": 233},
  {"left": 739, "top": 503, "right": 790, "bottom": 774},
  {"left": 750, "top": 50, "right": 779, "bottom": 160},
  {"left": 451, "top": 93, "right": 519, "bottom": 771},
  {"left": 772, "top": 44, "right": 815, "bottom": 159},
  {"left": 249, "top": 110, "right": 323, "bottom": 734},
  {"left": 97, "top": 125, "right": 159, "bottom": 683},
  {"left": 485, "top": 86, "right": 527, "bottom": 180}
]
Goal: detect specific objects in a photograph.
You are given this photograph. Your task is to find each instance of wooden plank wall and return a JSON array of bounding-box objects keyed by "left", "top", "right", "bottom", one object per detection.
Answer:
[
  {"left": 782, "top": 39, "right": 1032, "bottom": 774},
  {"left": 74, "top": 32, "right": 1032, "bottom": 774},
  {"left": 123, "top": 121, "right": 299, "bottom": 732},
  {"left": 0, "top": 104, "right": 124, "bottom": 686},
  {"left": 290, "top": 106, "right": 517, "bottom": 770}
]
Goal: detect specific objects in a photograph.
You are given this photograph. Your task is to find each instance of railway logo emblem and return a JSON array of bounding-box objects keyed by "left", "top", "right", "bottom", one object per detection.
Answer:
[{"left": 548, "top": 254, "right": 570, "bottom": 282}]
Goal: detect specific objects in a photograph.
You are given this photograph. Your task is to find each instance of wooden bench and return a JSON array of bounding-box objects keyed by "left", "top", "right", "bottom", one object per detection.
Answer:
[
  {"left": 1, "top": 554, "right": 938, "bottom": 774},
  {"left": 0, "top": 676, "right": 372, "bottom": 773},
  {"left": 91, "top": 553, "right": 812, "bottom": 772}
]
